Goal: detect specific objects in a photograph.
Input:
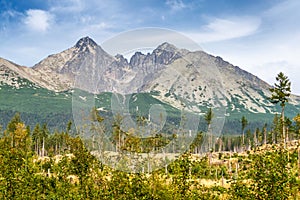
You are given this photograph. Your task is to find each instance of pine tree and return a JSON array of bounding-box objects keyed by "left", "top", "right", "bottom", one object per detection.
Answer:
[{"left": 269, "top": 72, "right": 291, "bottom": 148}]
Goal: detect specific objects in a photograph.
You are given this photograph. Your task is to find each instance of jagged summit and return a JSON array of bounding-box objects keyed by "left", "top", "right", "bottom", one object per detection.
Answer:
[
  {"left": 155, "top": 42, "right": 179, "bottom": 52},
  {"left": 75, "top": 36, "right": 98, "bottom": 49}
]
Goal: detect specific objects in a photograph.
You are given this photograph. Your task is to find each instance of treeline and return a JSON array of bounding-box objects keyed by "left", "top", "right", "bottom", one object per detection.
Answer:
[
  {"left": 0, "top": 110, "right": 72, "bottom": 132},
  {"left": 0, "top": 109, "right": 287, "bottom": 135},
  {"left": 208, "top": 113, "right": 300, "bottom": 153},
  {"left": 2, "top": 109, "right": 300, "bottom": 159}
]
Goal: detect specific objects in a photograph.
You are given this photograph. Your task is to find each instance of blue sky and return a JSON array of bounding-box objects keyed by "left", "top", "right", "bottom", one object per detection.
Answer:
[{"left": 0, "top": 0, "right": 300, "bottom": 94}]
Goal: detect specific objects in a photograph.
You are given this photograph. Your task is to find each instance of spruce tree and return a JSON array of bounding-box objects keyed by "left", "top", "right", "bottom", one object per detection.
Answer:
[
  {"left": 269, "top": 72, "right": 291, "bottom": 148},
  {"left": 241, "top": 116, "right": 248, "bottom": 147}
]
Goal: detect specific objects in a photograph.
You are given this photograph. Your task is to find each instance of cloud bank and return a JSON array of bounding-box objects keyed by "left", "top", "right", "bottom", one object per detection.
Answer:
[{"left": 24, "top": 9, "right": 54, "bottom": 32}]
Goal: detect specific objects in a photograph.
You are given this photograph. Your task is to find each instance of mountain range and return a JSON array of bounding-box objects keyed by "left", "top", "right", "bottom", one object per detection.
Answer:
[{"left": 1, "top": 36, "right": 300, "bottom": 133}]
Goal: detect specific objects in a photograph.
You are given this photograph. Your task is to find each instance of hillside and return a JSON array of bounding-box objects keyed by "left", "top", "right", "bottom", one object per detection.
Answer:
[{"left": 1, "top": 36, "right": 300, "bottom": 133}]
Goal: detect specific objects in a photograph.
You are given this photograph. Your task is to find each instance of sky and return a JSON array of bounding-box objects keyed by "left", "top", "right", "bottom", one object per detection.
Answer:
[{"left": 0, "top": 0, "right": 300, "bottom": 94}]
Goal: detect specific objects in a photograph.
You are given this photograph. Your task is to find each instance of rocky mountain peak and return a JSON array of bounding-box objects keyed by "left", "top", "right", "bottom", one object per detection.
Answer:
[
  {"left": 129, "top": 52, "right": 146, "bottom": 67},
  {"left": 75, "top": 36, "right": 98, "bottom": 50},
  {"left": 151, "top": 42, "right": 186, "bottom": 65},
  {"left": 155, "top": 42, "right": 178, "bottom": 52},
  {"left": 115, "top": 54, "right": 129, "bottom": 66}
]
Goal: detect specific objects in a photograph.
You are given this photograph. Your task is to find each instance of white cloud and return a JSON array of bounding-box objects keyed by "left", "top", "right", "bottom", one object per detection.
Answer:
[
  {"left": 197, "top": 1, "right": 300, "bottom": 95},
  {"left": 24, "top": 9, "right": 54, "bottom": 32},
  {"left": 187, "top": 17, "right": 261, "bottom": 43},
  {"left": 166, "top": 0, "right": 187, "bottom": 11}
]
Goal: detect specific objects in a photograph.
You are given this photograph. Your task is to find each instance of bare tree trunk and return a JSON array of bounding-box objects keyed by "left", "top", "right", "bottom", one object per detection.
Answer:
[
  {"left": 253, "top": 131, "right": 257, "bottom": 147},
  {"left": 209, "top": 152, "right": 212, "bottom": 166},
  {"left": 248, "top": 139, "right": 251, "bottom": 151},
  {"left": 235, "top": 162, "right": 239, "bottom": 179},
  {"left": 228, "top": 138, "right": 231, "bottom": 152},
  {"left": 218, "top": 138, "right": 222, "bottom": 152},
  {"left": 221, "top": 170, "right": 224, "bottom": 187},
  {"left": 208, "top": 124, "right": 212, "bottom": 151},
  {"left": 42, "top": 137, "right": 45, "bottom": 157},
  {"left": 264, "top": 127, "right": 267, "bottom": 146},
  {"left": 165, "top": 164, "right": 168, "bottom": 175},
  {"left": 242, "top": 130, "right": 245, "bottom": 147},
  {"left": 282, "top": 106, "right": 286, "bottom": 149}
]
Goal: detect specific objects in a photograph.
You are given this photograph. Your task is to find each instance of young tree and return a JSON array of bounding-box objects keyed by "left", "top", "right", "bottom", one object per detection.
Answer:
[
  {"left": 253, "top": 128, "right": 259, "bottom": 147},
  {"left": 66, "top": 120, "right": 73, "bottom": 134},
  {"left": 190, "top": 131, "right": 203, "bottom": 154},
  {"left": 41, "top": 124, "right": 49, "bottom": 157},
  {"left": 89, "top": 107, "right": 105, "bottom": 151},
  {"left": 112, "top": 114, "right": 126, "bottom": 152},
  {"left": 6, "top": 112, "right": 22, "bottom": 148},
  {"left": 241, "top": 116, "right": 248, "bottom": 147},
  {"left": 13, "top": 123, "right": 31, "bottom": 152},
  {"left": 90, "top": 107, "right": 104, "bottom": 123},
  {"left": 269, "top": 72, "right": 291, "bottom": 148},
  {"left": 6, "top": 112, "right": 22, "bottom": 133},
  {"left": 32, "top": 123, "right": 41, "bottom": 154},
  {"left": 205, "top": 108, "right": 214, "bottom": 151}
]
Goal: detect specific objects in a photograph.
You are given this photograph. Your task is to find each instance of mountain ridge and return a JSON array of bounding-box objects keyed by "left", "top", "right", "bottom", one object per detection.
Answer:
[
  {"left": 0, "top": 37, "right": 289, "bottom": 94},
  {"left": 1, "top": 36, "right": 299, "bottom": 118}
]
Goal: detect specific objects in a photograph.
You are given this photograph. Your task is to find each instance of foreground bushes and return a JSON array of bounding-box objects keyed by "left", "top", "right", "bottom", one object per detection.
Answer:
[{"left": 0, "top": 115, "right": 299, "bottom": 199}]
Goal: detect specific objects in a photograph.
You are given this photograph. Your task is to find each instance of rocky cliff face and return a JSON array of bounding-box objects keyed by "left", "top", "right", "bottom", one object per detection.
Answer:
[{"left": 1, "top": 36, "right": 299, "bottom": 115}]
